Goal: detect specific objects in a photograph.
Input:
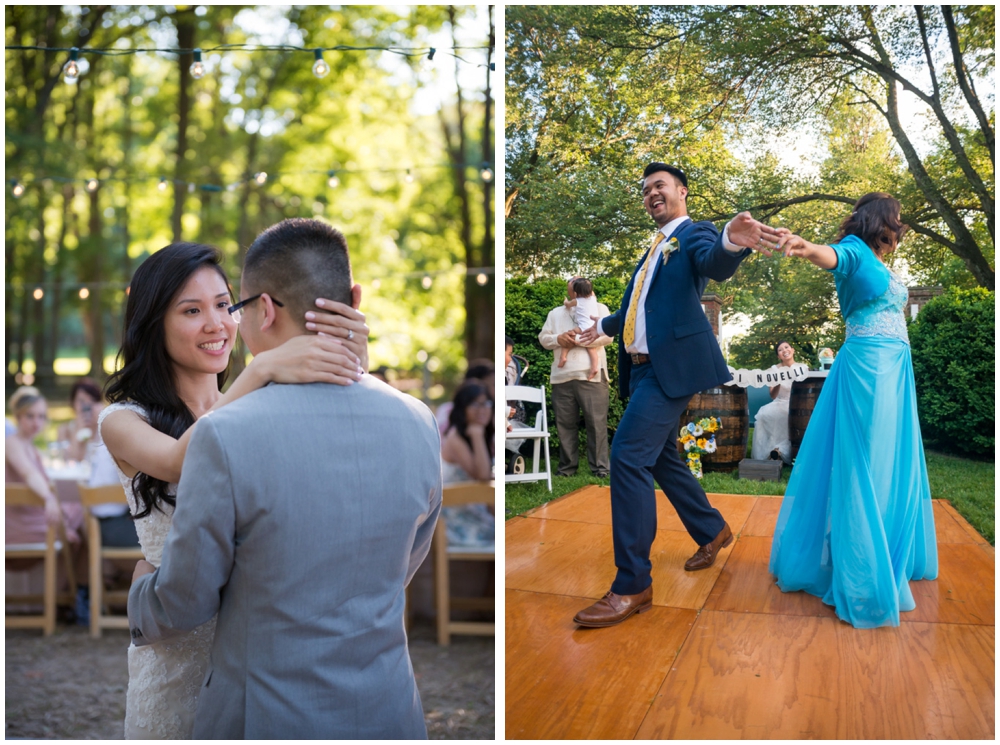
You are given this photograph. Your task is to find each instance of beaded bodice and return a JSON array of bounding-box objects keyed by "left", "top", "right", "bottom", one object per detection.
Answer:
[{"left": 844, "top": 268, "right": 909, "bottom": 344}]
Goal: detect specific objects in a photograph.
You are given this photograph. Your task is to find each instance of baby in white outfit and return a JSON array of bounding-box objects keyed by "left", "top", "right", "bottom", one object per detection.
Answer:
[{"left": 561, "top": 277, "right": 600, "bottom": 380}]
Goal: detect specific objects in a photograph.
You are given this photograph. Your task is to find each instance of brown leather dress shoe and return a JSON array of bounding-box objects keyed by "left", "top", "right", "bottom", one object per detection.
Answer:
[
  {"left": 572, "top": 585, "right": 653, "bottom": 628},
  {"left": 684, "top": 523, "right": 734, "bottom": 571}
]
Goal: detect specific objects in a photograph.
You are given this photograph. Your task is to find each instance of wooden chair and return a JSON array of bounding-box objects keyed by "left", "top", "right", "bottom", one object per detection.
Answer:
[
  {"left": 5, "top": 484, "right": 78, "bottom": 636},
  {"left": 434, "top": 481, "right": 495, "bottom": 645},
  {"left": 77, "top": 482, "right": 143, "bottom": 638}
]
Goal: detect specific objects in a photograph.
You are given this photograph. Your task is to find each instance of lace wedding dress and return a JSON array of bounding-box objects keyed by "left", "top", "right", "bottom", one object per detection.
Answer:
[
  {"left": 750, "top": 371, "right": 793, "bottom": 463},
  {"left": 99, "top": 402, "right": 216, "bottom": 739}
]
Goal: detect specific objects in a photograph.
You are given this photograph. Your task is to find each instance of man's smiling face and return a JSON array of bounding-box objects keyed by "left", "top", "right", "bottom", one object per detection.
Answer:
[{"left": 642, "top": 171, "right": 688, "bottom": 227}]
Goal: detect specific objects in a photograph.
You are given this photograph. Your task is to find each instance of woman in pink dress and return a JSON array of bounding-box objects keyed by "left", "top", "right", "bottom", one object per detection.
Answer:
[{"left": 5, "top": 386, "right": 85, "bottom": 549}]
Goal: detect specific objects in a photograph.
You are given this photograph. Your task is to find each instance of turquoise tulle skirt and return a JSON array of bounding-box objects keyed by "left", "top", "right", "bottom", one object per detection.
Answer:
[{"left": 769, "top": 336, "right": 938, "bottom": 628}]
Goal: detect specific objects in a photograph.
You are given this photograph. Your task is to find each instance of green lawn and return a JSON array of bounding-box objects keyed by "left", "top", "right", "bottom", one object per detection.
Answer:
[
  {"left": 924, "top": 450, "right": 995, "bottom": 544},
  {"left": 505, "top": 446, "right": 994, "bottom": 545}
]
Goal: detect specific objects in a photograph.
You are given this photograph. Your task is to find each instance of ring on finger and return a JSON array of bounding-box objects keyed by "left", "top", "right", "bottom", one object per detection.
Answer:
[{"left": 347, "top": 329, "right": 354, "bottom": 340}]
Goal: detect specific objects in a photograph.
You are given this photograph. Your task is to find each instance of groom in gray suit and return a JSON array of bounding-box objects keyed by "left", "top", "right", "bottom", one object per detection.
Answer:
[{"left": 127, "top": 218, "right": 443, "bottom": 738}]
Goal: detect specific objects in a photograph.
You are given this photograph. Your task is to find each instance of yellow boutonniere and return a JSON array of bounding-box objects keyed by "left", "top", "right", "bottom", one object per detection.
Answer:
[{"left": 661, "top": 236, "right": 680, "bottom": 266}]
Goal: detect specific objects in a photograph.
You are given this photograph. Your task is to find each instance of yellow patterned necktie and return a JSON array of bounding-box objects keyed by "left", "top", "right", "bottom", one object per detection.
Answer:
[{"left": 622, "top": 232, "right": 665, "bottom": 349}]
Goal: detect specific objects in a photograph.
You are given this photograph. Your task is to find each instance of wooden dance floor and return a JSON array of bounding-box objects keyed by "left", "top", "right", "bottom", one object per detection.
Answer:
[{"left": 506, "top": 486, "right": 994, "bottom": 739}]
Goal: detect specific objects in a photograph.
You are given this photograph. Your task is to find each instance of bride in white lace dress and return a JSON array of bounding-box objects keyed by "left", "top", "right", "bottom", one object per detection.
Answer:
[
  {"left": 98, "top": 242, "right": 369, "bottom": 739},
  {"left": 750, "top": 341, "right": 797, "bottom": 464}
]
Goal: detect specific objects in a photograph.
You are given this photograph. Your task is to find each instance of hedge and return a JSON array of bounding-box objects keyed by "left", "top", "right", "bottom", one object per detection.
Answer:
[{"left": 909, "top": 287, "right": 994, "bottom": 458}]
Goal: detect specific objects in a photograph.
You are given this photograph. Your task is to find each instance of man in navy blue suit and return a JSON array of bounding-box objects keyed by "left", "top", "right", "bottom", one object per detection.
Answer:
[{"left": 573, "top": 163, "right": 781, "bottom": 627}]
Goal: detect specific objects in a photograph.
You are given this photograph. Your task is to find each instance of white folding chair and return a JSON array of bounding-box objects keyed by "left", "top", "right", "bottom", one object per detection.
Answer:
[{"left": 503, "top": 385, "right": 552, "bottom": 491}]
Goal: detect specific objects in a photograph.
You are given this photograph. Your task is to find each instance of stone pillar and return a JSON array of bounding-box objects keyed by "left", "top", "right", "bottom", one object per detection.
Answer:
[{"left": 906, "top": 285, "right": 943, "bottom": 320}]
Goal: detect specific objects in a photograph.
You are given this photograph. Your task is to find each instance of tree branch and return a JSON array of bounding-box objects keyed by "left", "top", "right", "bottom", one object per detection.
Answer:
[
  {"left": 941, "top": 5, "right": 995, "bottom": 166},
  {"left": 914, "top": 7, "right": 942, "bottom": 100}
]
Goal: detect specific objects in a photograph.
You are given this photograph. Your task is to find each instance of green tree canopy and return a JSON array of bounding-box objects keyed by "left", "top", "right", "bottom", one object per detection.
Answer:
[{"left": 6, "top": 5, "right": 494, "bottom": 399}]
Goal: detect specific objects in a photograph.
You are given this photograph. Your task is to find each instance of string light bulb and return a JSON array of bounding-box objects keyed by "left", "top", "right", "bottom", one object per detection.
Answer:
[
  {"left": 312, "top": 49, "right": 329, "bottom": 79},
  {"left": 33, "top": 288, "right": 44, "bottom": 300},
  {"left": 11, "top": 181, "right": 25, "bottom": 198},
  {"left": 63, "top": 47, "right": 81, "bottom": 84},
  {"left": 254, "top": 172, "right": 267, "bottom": 185},
  {"left": 86, "top": 178, "right": 99, "bottom": 192},
  {"left": 476, "top": 273, "right": 488, "bottom": 286},
  {"left": 79, "top": 287, "right": 90, "bottom": 299},
  {"left": 404, "top": 169, "right": 415, "bottom": 184},
  {"left": 479, "top": 164, "right": 494, "bottom": 183},
  {"left": 158, "top": 178, "right": 168, "bottom": 192},
  {"left": 421, "top": 275, "right": 433, "bottom": 289},
  {"left": 190, "top": 49, "right": 205, "bottom": 79},
  {"left": 188, "top": 182, "right": 196, "bottom": 193},
  {"left": 418, "top": 47, "right": 436, "bottom": 72},
  {"left": 327, "top": 170, "right": 340, "bottom": 188}
]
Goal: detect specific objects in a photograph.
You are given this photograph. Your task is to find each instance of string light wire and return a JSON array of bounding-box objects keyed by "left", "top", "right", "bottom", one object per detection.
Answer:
[
  {"left": 8, "top": 162, "right": 496, "bottom": 195},
  {"left": 6, "top": 43, "right": 494, "bottom": 71}
]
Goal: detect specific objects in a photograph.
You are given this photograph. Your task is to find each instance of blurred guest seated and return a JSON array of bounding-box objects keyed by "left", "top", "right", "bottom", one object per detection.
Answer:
[
  {"left": 57, "top": 378, "right": 104, "bottom": 463},
  {"left": 5, "top": 386, "right": 86, "bottom": 559},
  {"left": 58, "top": 378, "right": 140, "bottom": 549},
  {"left": 436, "top": 359, "right": 495, "bottom": 437},
  {"left": 440, "top": 381, "right": 494, "bottom": 549}
]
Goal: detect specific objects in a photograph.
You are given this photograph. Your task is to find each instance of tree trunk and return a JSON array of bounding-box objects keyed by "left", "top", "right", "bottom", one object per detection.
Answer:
[
  {"left": 86, "top": 187, "right": 106, "bottom": 379},
  {"left": 45, "top": 190, "right": 70, "bottom": 383},
  {"left": 173, "top": 16, "right": 195, "bottom": 243},
  {"left": 882, "top": 79, "right": 995, "bottom": 290},
  {"left": 32, "top": 199, "right": 52, "bottom": 388},
  {"left": 466, "top": 5, "right": 495, "bottom": 361}
]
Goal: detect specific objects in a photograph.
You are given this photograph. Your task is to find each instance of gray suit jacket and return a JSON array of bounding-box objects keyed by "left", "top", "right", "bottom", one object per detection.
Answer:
[{"left": 127, "top": 376, "right": 442, "bottom": 739}]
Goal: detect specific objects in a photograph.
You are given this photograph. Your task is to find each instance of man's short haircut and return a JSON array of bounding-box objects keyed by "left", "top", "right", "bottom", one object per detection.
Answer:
[
  {"left": 504, "top": 335, "right": 514, "bottom": 349},
  {"left": 572, "top": 278, "right": 594, "bottom": 298},
  {"left": 243, "top": 218, "right": 352, "bottom": 329},
  {"left": 642, "top": 162, "right": 688, "bottom": 188}
]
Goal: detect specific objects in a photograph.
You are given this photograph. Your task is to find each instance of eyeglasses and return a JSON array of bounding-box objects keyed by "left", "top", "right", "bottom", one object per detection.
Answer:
[{"left": 227, "top": 294, "right": 284, "bottom": 324}]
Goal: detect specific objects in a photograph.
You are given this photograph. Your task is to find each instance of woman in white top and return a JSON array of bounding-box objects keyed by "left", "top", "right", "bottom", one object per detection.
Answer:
[{"left": 750, "top": 340, "right": 797, "bottom": 463}]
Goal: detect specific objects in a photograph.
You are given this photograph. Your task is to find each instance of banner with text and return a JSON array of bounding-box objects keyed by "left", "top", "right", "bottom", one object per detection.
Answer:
[{"left": 726, "top": 363, "right": 811, "bottom": 388}]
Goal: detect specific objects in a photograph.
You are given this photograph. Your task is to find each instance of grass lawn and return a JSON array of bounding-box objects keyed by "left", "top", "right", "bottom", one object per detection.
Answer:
[
  {"left": 924, "top": 450, "right": 995, "bottom": 545},
  {"left": 504, "top": 445, "right": 994, "bottom": 545}
]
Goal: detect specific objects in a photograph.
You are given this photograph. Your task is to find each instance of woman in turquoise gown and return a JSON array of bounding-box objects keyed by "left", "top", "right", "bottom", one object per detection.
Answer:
[{"left": 769, "top": 192, "right": 938, "bottom": 628}]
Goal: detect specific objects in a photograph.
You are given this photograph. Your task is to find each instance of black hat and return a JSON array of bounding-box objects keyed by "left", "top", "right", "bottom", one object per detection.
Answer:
[{"left": 642, "top": 162, "right": 687, "bottom": 188}]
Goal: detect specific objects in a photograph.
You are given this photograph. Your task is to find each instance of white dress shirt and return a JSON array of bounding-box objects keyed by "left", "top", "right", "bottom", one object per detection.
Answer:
[
  {"left": 538, "top": 302, "right": 612, "bottom": 384},
  {"left": 607, "top": 216, "right": 744, "bottom": 354}
]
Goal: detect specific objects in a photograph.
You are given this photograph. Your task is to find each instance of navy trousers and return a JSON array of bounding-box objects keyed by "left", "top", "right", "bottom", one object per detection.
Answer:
[{"left": 609, "top": 362, "right": 727, "bottom": 595}]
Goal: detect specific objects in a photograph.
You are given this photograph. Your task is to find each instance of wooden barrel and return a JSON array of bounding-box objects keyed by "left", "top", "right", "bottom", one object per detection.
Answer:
[
  {"left": 678, "top": 386, "right": 748, "bottom": 472},
  {"left": 789, "top": 376, "right": 827, "bottom": 459}
]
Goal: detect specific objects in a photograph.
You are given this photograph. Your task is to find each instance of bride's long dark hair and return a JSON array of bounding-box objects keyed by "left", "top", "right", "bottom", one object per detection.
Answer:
[{"left": 104, "top": 243, "right": 232, "bottom": 518}]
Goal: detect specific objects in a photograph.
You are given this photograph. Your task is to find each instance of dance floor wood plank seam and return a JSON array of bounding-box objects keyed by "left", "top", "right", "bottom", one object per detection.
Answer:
[{"left": 506, "top": 486, "right": 995, "bottom": 740}]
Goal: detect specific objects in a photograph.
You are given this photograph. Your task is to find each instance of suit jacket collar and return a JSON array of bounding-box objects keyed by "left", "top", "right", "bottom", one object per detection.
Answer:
[{"left": 648, "top": 215, "right": 692, "bottom": 284}]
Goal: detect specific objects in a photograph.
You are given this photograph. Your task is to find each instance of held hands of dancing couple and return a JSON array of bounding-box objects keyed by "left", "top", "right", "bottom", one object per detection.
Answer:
[{"left": 574, "top": 211, "right": 783, "bottom": 347}]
